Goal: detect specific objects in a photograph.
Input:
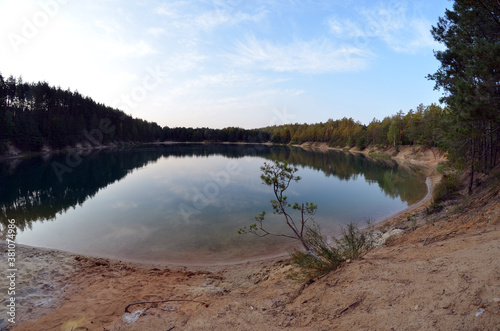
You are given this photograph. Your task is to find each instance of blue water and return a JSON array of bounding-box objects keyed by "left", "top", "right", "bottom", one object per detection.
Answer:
[{"left": 0, "top": 145, "right": 427, "bottom": 264}]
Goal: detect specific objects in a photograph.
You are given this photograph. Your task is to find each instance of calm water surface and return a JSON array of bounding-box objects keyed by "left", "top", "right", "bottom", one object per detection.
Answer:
[{"left": 0, "top": 145, "right": 427, "bottom": 264}]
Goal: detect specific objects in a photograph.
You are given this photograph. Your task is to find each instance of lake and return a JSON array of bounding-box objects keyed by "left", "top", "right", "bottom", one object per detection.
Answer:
[{"left": 0, "top": 144, "right": 427, "bottom": 264}]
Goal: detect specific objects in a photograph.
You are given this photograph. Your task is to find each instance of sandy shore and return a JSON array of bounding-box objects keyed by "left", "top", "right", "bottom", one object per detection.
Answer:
[{"left": 2, "top": 148, "right": 500, "bottom": 330}]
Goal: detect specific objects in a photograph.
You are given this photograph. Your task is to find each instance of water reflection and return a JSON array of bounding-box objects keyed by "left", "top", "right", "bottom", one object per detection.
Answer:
[
  {"left": 0, "top": 150, "right": 165, "bottom": 232},
  {"left": 0, "top": 145, "right": 427, "bottom": 262}
]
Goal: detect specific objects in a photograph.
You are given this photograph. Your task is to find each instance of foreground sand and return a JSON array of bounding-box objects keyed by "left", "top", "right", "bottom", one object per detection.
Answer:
[{"left": 2, "top": 148, "right": 500, "bottom": 330}]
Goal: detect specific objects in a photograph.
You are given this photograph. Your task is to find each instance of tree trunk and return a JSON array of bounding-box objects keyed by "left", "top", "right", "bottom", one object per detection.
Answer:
[
  {"left": 489, "top": 120, "right": 494, "bottom": 169},
  {"left": 468, "top": 138, "right": 475, "bottom": 195}
]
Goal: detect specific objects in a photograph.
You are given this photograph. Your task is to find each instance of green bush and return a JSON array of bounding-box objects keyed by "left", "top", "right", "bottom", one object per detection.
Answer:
[
  {"left": 335, "top": 222, "right": 374, "bottom": 260},
  {"left": 288, "top": 225, "right": 343, "bottom": 281},
  {"left": 288, "top": 222, "right": 375, "bottom": 281},
  {"left": 433, "top": 173, "right": 460, "bottom": 203}
]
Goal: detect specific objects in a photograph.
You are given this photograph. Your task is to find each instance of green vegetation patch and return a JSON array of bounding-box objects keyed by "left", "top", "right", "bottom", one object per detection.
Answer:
[{"left": 433, "top": 173, "right": 461, "bottom": 204}]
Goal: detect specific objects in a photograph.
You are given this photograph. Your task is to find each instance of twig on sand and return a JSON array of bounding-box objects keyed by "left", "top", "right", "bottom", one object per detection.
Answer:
[
  {"left": 336, "top": 299, "right": 362, "bottom": 317},
  {"left": 125, "top": 299, "right": 209, "bottom": 313},
  {"left": 423, "top": 234, "right": 431, "bottom": 246}
]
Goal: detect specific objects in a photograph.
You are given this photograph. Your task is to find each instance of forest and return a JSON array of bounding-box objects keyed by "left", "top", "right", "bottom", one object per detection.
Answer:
[
  {"left": 1, "top": 0, "right": 498, "bottom": 193},
  {"left": 0, "top": 75, "right": 271, "bottom": 149},
  {"left": 0, "top": 76, "right": 163, "bottom": 150},
  {"left": 0, "top": 73, "right": 444, "bottom": 150},
  {"left": 265, "top": 104, "right": 444, "bottom": 149}
]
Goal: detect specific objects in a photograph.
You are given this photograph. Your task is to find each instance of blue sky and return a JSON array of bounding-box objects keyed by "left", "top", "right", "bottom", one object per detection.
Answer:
[{"left": 0, "top": 0, "right": 450, "bottom": 129}]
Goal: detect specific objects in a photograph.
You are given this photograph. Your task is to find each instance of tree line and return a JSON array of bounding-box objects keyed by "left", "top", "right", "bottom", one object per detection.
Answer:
[
  {"left": 0, "top": 74, "right": 272, "bottom": 152},
  {"left": 0, "top": 75, "right": 443, "bottom": 152},
  {"left": 265, "top": 103, "right": 445, "bottom": 149},
  {"left": 0, "top": 75, "right": 164, "bottom": 151}
]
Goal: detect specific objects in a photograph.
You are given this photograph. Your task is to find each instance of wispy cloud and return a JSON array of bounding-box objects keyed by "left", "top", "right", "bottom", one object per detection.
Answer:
[
  {"left": 327, "top": 17, "right": 365, "bottom": 38},
  {"left": 327, "top": 2, "right": 439, "bottom": 54},
  {"left": 155, "top": 2, "right": 267, "bottom": 32},
  {"left": 164, "top": 71, "right": 292, "bottom": 98},
  {"left": 379, "top": 18, "right": 439, "bottom": 53},
  {"left": 193, "top": 9, "right": 266, "bottom": 30},
  {"left": 233, "top": 35, "right": 371, "bottom": 73}
]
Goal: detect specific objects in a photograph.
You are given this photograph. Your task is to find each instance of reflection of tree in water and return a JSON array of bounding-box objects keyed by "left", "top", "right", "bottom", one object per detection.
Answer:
[
  {"left": 266, "top": 148, "right": 426, "bottom": 206},
  {"left": 0, "top": 145, "right": 427, "bottom": 237},
  {"left": 0, "top": 150, "right": 166, "bottom": 237}
]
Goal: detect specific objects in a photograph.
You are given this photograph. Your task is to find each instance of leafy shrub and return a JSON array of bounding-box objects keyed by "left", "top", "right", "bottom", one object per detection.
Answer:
[
  {"left": 288, "top": 222, "right": 375, "bottom": 281},
  {"left": 288, "top": 225, "right": 344, "bottom": 281},
  {"left": 433, "top": 173, "right": 460, "bottom": 203},
  {"left": 335, "top": 222, "right": 375, "bottom": 260}
]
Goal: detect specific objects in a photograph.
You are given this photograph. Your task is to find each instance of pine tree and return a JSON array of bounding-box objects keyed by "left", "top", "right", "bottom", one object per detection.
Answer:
[{"left": 428, "top": 0, "right": 500, "bottom": 193}]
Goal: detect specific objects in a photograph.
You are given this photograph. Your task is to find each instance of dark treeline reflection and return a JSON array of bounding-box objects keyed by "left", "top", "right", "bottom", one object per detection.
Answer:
[
  {"left": 0, "top": 149, "right": 166, "bottom": 234},
  {"left": 269, "top": 147, "right": 427, "bottom": 205},
  {"left": 0, "top": 144, "right": 426, "bottom": 235}
]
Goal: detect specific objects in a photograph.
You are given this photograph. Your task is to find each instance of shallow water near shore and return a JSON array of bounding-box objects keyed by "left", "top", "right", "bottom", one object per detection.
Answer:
[{"left": 0, "top": 144, "right": 427, "bottom": 264}]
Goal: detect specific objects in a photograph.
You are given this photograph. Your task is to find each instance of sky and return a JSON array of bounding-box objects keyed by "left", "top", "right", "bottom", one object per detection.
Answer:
[{"left": 0, "top": 0, "right": 451, "bottom": 129}]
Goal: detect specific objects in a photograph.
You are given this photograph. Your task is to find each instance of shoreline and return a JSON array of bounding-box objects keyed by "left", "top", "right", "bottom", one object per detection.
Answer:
[
  {"left": 0, "top": 142, "right": 441, "bottom": 269},
  {"left": 0, "top": 171, "right": 441, "bottom": 280},
  {"left": 2, "top": 171, "right": 439, "bottom": 270},
  {"left": 0, "top": 140, "right": 442, "bottom": 162},
  {"left": 0, "top": 141, "right": 278, "bottom": 162},
  {"left": 375, "top": 174, "right": 440, "bottom": 229}
]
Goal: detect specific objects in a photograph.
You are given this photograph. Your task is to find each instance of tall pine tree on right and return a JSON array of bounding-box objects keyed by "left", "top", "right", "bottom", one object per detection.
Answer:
[{"left": 427, "top": 0, "right": 500, "bottom": 194}]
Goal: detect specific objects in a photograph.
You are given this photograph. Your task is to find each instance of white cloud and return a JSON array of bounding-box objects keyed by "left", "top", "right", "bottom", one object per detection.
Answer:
[
  {"left": 233, "top": 36, "right": 370, "bottom": 73},
  {"left": 154, "top": 1, "right": 185, "bottom": 18},
  {"left": 327, "top": 2, "right": 439, "bottom": 54},
  {"left": 147, "top": 27, "right": 166, "bottom": 36},
  {"left": 328, "top": 18, "right": 343, "bottom": 35},
  {"left": 155, "top": 2, "right": 267, "bottom": 33},
  {"left": 380, "top": 18, "right": 440, "bottom": 53},
  {"left": 162, "top": 71, "right": 292, "bottom": 99},
  {"left": 328, "top": 17, "right": 365, "bottom": 38},
  {"left": 194, "top": 9, "right": 266, "bottom": 30}
]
